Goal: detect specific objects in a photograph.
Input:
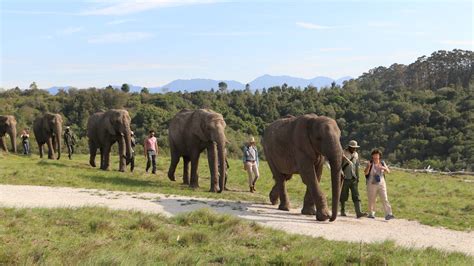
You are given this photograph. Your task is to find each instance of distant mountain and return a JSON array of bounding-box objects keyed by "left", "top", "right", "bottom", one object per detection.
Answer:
[
  {"left": 156, "top": 79, "right": 244, "bottom": 92},
  {"left": 248, "top": 75, "right": 351, "bottom": 89},
  {"left": 45, "top": 75, "right": 352, "bottom": 94}
]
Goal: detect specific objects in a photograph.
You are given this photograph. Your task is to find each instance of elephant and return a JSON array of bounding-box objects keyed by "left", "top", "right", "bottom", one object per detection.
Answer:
[
  {"left": 33, "top": 113, "right": 63, "bottom": 160},
  {"left": 87, "top": 109, "right": 132, "bottom": 172},
  {"left": 0, "top": 115, "right": 17, "bottom": 153},
  {"left": 167, "top": 109, "right": 227, "bottom": 193},
  {"left": 262, "top": 114, "right": 343, "bottom": 222}
]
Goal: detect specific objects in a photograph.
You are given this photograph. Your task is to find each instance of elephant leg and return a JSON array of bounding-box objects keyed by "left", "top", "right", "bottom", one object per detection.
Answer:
[
  {"left": 167, "top": 152, "right": 179, "bottom": 181},
  {"left": 99, "top": 147, "right": 104, "bottom": 169},
  {"left": 183, "top": 157, "right": 190, "bottom": 185},
  {"left": 47, "top": 138, "right": 54, "bottom": 159},
  {"left": 38, "top": 143, "right": 44, "bottom": 158},
  {"left": 299, "top": 159, "right": 330, "bottom": 221},
  {"left": 207, "top": 143, "right": 218, "bottom": 192},
  {"left": 189, "top": 152, "right": 200, "bottom": 188},
  {"left": 301, "top": 187, "right": 316, "bottom": 215},
  {"left": 269, "top": 183, "right": 280, "bottom": 205},
  {"left": 101, "top": 145, "right": 111, "bottom": 170},
  {"left": 89, "top": 142, "right": 97, "bottom": 167},
  {"left": 0, "top": 137, "right": 7, "bottom": 152},
  {"left": 277, "top": 176, "right": 291, "bottom": 211}
]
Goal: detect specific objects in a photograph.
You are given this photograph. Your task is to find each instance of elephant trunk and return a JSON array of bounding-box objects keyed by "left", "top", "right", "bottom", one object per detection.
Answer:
[
  {"left": 123, "top": 127, "right": 132, "bottom": 163},
  {"left": 328, "top": 143, "right": 343, "bottom": 222},
  {"left": 8, "top": 126, "right": 17, "bottom": 153},
  {"left": 55, "top": 124, "right": 61, "bottom": 160},
  {"left": 216, "top": 134, "right": 227, "bottom": 193}
]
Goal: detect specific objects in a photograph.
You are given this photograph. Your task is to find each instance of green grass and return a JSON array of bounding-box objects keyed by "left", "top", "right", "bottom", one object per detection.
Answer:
[
  {"left": 0, "top": 207, "right": 472, "bottom": 265},
  {"left": 1, "top": 153, "right": 473, "bottom": 231}
]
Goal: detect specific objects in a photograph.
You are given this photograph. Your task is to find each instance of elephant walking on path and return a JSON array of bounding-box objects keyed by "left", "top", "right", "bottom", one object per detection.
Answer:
[
  {"left": 167, "top": 109, "right": 227, "bottom": 193},
  {"left": 0, "top": 115, "right": 17, "bottom": 153},
  {"left": 33, "top": 113, "right": 63, "bottom": 160},
  {"left": 87, "top": 109, "right": 132, "bottom": 172},
  {"left": 263, "top": 114, "right": 343, "bottom": 222}
]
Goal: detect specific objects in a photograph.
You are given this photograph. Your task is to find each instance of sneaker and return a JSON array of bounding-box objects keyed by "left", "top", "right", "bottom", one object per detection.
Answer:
[
  {"left": 356, "top": 212, "right": 368, "bottom": 218},
  {"left": 385, "top": 214, "right": 395, "bottom": 220},
  {"left": 367, "top": 214, "right": 375, "bottom": 219}
]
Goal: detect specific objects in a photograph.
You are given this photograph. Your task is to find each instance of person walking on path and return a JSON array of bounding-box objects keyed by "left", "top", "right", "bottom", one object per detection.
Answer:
[
  {"left": 144, "top": 130, "right": 158, "bottom": 174},
  {"left": 340, "top": 140, "right": 367, "bottom": 218},
  {"left": 20, "top": 129, "right": 30, "bottom": 155},
  {"left": 364, "top": 149, "right": 395, "bottom": 220},
  {"left": 63, "top": 126, "right": 77, "bottom": 160},
  {"left": 243, "top": 137, "right": 259, "bottom": 193}
]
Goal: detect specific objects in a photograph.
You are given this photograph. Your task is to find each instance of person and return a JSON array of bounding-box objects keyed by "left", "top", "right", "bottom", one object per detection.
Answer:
[
  {"left": 130, "top": 131, "right": 136, "bottom": 172},
  {"left": 242, "top": 136, "right": 259, "bottom": 193},
  {"left": 144, "top": 130, "right": 158, "bottom": 174},
  {"left": 20, "top": 129, "right": 30, "bottom": 155},
  {"left": 364, "top": 149, "right": 395, "bottom": 220},
  {"left": 340, "top": 140, "right": 367, "bottom": 218},
  {"left": 63, "top": 126, "right": 77, "bottom": 160}
]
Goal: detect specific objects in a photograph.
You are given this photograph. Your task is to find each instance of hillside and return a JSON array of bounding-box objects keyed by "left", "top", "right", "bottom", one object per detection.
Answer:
[{"left": 1, "top": 49, "right": 473, "bottom": 170}]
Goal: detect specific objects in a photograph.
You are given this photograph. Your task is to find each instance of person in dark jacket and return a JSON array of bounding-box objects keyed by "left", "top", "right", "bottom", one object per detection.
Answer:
[{"left": 63, "top": 126, "right": 76, "bottom": 159}]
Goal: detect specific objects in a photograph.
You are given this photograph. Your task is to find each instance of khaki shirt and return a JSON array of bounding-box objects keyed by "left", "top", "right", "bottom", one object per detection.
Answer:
[{"left": 342, "top": 149, "right": 359, "bottom": 180}]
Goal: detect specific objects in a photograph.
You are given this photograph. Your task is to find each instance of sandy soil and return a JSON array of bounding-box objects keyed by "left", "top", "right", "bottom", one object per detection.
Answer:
[{"left": 0, "top": 184, "right": 472, "bottom": 256}]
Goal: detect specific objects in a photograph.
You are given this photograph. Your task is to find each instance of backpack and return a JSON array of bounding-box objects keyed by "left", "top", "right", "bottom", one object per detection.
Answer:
[{"left": 365, "top": 160, "right": 386, "bottom": 180}]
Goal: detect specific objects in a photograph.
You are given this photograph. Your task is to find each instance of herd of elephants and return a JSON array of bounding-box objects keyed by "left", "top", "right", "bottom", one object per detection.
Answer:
[{"left": 1, "top": 108, "right": 344, "bottom": 221}]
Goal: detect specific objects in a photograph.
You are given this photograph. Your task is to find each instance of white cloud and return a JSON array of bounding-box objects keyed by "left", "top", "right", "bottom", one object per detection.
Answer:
[
  {"left": 106, "top": 19, "right": 136, "bottom": 25},
  {"left": 367, "top": 21, "right": 397, "bottom": 28},
  {"left": 440, "top": 40, "right": 474, "bottom": 46},
  {"left": 296, "top": 22, "right": 332, "bottom": 30},
  {"left": 88, "top": 32, "right": 153, "bottom": 43},
  {"left": 58, "top": 26, "right": 84, "bottom": 35},
  {"left": 193, "top": 31, "right": 270, "bottom": 37},
  {"left": 82, "top": 0, "right": 218, "bottom": 16}
]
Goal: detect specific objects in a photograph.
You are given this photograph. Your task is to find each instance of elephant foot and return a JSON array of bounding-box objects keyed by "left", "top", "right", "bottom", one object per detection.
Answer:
[
  {"left": 269, "top": 192, "right": 279, "bottom": 205},
  {"left": 183, "top": 179, "right": 190, "bottom": 185},
  {"left": 316, "top": 209, "right": 330, "bottom": 221},
  {"left": 209, "top": 187, "right": 218, "bottom": 193},
  {"left": 278, "top": 204, "right": 290, "bottom": 211},
  {"left": 119, "top": 168, "right": 125, "bottom": 172},
  {"left": 90, "top": 161, "right": 96, "bottom": 167},
  {"left": 168, "top": 174, "right": 176, "bottom": 181},
  {"left": 189, "top": 183, "right": 199, "bottom": 189},
  {"left": 301, "top": 207, "right": 316, "bottom": 215}
]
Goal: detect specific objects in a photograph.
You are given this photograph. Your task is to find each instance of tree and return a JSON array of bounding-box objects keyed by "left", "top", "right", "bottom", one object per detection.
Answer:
[
  {"left": 218, "top": 81, "right": 228, "bottom": 93},
  {"left": 29, "top": 82, "right": 38, "bottom": 90},
  {"left": 245, "top": 83, "right": 250, "bottom": 91},
  {"left": 141, "top": 87, "right": 149, "bottom": 94},
  {"left": 121, "top": 83, "right": 130, "bottom": 93}
]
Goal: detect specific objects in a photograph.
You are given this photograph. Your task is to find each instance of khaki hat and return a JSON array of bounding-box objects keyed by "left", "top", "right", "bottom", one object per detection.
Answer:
[
  {"left": 248, "top": 136, "right": 256, "bottom": 143},
  {"left": 348, "top": 140, "right": 360, "bottom": 148}
]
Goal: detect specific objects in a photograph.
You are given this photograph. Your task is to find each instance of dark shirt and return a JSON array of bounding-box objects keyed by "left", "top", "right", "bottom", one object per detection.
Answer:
[{"left": 63, "top": 131, "right": 76, "bottom": 145}]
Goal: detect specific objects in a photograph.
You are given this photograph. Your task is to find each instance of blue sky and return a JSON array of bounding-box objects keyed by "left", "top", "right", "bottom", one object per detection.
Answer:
[{"left": 1, "top": 0, "right": 472, "bottom": 89}]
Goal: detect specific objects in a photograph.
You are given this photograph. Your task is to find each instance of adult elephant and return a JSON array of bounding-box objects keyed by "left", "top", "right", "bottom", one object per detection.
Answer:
[
  {"left": 33, "top": 113, "right": 63, "bottom": 160},
  {"left": 87, "top": 109, "right": 132, "bottom": 172},
  {"left": 262, "top": 114, "right": 343, "bottom": 222},
  {"left": 0, "top": 115, "right": 17, "bottom": 153},
  {"left": 167, "top": 109, "right": 227, "bottom": 193}
]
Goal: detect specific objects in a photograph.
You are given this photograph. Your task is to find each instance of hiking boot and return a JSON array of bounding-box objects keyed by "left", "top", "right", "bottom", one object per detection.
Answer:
[
  {"left": 340, "top": 202, "right": 347, "bottom": 216},
  {"left": 385, "top": 214, "right": 395, "bottom": 220},
  {"left": 367, "top": 213, "right": 375, "bottom": 219},
  {"left": 249, "top": 186, "right": 254, "bottom": 193},
  {"left": 354, "top": 202, "right": 367, "bottom": 218}
]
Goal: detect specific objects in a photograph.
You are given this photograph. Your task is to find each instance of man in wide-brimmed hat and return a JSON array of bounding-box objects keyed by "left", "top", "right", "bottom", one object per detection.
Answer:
[
  {"left": 243, "top": 136, "right": 259, "bottom": 193},
  {"left": 340, "top": 140, "right": 367, "bottom": 218},
  {"left": 63, "top": 126, "right": 76, "bottom": 160}
]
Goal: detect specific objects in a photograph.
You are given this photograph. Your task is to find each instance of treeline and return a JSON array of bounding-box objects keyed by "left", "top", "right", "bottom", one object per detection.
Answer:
[{"left": 1, "top": 49, "right": 473, "bottom": 171}]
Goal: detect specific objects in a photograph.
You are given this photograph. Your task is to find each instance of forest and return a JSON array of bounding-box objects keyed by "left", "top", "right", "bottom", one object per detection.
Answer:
[{"left": 1, "top": 49, "right": 473, "bottom": 171}]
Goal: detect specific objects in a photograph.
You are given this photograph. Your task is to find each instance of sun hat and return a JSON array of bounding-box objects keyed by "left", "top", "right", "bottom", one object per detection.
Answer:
[{"left": 348, "top": 140, "right": 360, "bottom": 148}]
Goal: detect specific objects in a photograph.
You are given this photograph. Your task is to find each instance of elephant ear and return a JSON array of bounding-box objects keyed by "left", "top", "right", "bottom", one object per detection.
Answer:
[
  {"left": 104, "top": 112, "right": 118, "bottom": 136},
  {"left": 42, "top": 115, "right": 51, "bottom": 134}
]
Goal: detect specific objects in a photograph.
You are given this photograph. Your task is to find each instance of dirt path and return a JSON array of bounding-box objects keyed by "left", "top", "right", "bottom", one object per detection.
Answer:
[{"left": 1, "top": 184, "right": 472, "bottom": 256}]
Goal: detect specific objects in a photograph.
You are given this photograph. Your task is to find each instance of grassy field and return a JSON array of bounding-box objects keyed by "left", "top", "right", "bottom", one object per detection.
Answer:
[
  {"left": 1, "top": 207, "right": 472, "bottom": 265},
  {"left": 0, "top": 153, "right": 473, "bottom": 231}
]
